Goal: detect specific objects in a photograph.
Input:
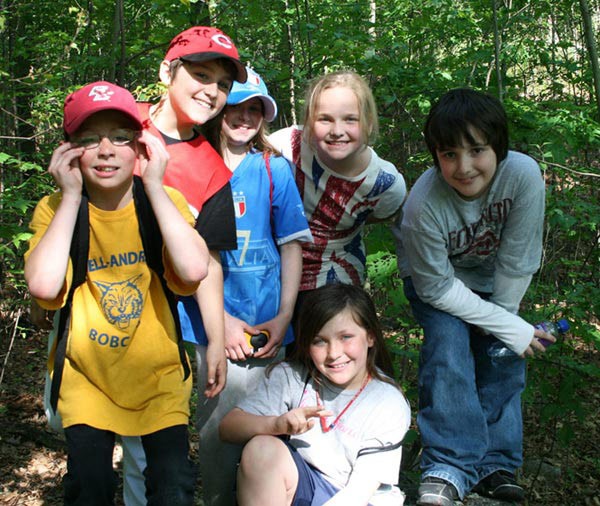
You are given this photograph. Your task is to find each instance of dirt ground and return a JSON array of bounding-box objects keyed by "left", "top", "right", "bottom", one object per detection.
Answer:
[{"left": 1, "top": 310, "right": 598, "bottom": 505}]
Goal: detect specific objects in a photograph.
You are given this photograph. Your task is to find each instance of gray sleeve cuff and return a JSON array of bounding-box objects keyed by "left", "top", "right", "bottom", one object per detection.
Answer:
[{"left": 433, "top": 278, "right": 534, "bottom": 355}]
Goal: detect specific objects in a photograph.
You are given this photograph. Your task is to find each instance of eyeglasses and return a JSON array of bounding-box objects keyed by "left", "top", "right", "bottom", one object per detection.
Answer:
[{"left": 72, "top": 129, "right": 139, "bottom": 149}]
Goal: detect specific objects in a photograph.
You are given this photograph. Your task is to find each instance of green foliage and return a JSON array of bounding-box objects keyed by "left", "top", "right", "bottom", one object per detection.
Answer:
[
  {"left": 507, "top": 98, "right": 600, "bottom": 163},
  {"left": 1, "top": 0, "right": 600, "bottom": 499},
  {"left": 0, "top": 153, "right": 52, "bottom": 281}
]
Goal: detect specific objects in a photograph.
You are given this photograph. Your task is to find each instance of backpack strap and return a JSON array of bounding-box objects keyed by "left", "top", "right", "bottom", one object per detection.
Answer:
[
  {"left": 49, "top": 189, "right": 89, "bottom": 412},
  {"left": 290, "top": 127, "right": 305, "bottom": 199},
  {"left": 132, "top": 175, "right": 191, "bottom": 382},
  {"left": 263, "top": 152, "right": 274, "bottom": 228}
]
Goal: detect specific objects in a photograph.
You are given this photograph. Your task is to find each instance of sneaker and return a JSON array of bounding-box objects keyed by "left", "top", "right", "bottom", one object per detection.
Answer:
[
  {"left": 417, "top": 477, "right": 459, "bottom": 506},
  {"left": 473, "top": 470, "right": 525, "bottom": 502}
]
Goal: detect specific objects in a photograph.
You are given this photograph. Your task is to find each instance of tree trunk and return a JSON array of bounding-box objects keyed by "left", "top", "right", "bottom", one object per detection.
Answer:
[
  {"left": 492, "top": 0, "right": 504, "bottom": 101},
  {"left": 579, "top": 0, "right": 600, "bottom": 121},
  {"left": 369, "top": 0, "right": 376, "bottom": 40},
  {"left": 108, "top": 0, "right": 121, "bottom": 82},
  {"left": 284, "top": 0, "right": 297, "bottom": 125},
  {"left": 190, "top": 0, "right": 211, "bottom": 26},
  {"left": 117, "top": 0, "right": 126, "bottom": 84}
]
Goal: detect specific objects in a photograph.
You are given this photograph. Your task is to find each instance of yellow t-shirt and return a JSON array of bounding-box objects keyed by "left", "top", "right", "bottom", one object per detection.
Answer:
[{"left": 26, "top": 187, "right": 198, "bottom": 435}]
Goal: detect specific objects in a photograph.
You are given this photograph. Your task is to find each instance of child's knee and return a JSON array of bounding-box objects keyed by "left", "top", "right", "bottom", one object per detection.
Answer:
[{"left": 240, "top": 435, "right": 287, "bottom": 471}]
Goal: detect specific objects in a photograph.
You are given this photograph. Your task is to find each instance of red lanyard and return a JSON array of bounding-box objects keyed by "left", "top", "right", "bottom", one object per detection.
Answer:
[{"left": 315, "top": 374, "right": 371, "bottom": 433}]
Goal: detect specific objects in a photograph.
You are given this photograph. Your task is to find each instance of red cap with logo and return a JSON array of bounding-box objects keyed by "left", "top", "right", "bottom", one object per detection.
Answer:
[
  {"left": 63, "top": 81, "right": 143, "bottom": 136},
  {"left": 164, "top": 26, "right": 247, "bottom": 83}
]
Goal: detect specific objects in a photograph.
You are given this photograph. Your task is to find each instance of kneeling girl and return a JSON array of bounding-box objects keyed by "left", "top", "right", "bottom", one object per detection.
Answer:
[{"left": 219, "top": 283, "right": 410, "bottom": 506}]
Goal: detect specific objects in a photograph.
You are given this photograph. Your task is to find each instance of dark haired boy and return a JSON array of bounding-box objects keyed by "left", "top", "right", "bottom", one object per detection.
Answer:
[
  {"left": 123, "top": 26, "right": 247, "bottom": 505},
  {"left": 138, "top": 26, "right": 247, "bottom": 403},
  {"left": 393, "top": 88, "right": 554, "bottom": 505},
  {"left": 25, "top": 81, "right": 209, "bottom": 504}
]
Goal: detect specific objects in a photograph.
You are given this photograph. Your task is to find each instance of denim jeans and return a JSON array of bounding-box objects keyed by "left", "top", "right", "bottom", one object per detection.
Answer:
[
  {"left": 403, "top": 277, "right": 526, "bottom": 499},
  {"left": 63, "top": 424, "right": 194, "bottom": 506},
  {"left": 121, "top": 435, "right": 147, "bottom": 506}
]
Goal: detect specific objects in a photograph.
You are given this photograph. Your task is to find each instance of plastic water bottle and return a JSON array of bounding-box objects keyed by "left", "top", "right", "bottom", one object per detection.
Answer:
[
  {"left": 488, "top": 318, "right": 570, "bottom": 358},
  {"left": 535, "top": 319, "right": 570, "bottom": 347}
]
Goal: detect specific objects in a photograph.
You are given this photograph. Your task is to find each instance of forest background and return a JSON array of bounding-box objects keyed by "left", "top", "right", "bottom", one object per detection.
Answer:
[{"left": 0, "top": 0, "right": 599, "bottom": 504}]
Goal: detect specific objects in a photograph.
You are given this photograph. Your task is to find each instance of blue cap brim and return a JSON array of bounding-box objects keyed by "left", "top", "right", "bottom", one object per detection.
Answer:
[{"left": 227, "top": 90, "right": 277, "bottom": 122}]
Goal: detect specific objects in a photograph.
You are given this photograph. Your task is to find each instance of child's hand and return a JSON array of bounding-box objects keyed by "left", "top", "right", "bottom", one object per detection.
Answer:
[
  {"left": 224, "top": 313, "right": 258, "bottom": 361},
  {"left": 204, "top": 339, "right": 227, "bottom": 398},
  {"left": 521, "top": 328, "right": 556, "bottom": 358},
  {"left": 48, "top": 142, "right": 85, "bottom": 196},
  {"left": 252, "top": 316, "right": 287, "bottom": 359},
  {"left": 274, "top": 406, "right": 333, "bottom": 436},
  {"left": 137, "top": 130, "right": 169, "bottom": 187}
]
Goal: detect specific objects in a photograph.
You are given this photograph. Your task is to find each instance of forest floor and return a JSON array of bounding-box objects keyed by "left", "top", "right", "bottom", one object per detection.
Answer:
[{"left": 0, "top": 306, "right": 598, "bottom": 505}]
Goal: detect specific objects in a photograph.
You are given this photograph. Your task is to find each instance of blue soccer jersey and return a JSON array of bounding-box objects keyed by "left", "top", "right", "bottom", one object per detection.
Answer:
[{"left": 179, "top": 150, "right": 312, "bottom": 346}]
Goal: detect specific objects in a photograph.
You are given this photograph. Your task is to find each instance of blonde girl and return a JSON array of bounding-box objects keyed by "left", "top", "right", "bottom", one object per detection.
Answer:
[{"left": 270, "top": 71, "right": 406, "bottom": 301}]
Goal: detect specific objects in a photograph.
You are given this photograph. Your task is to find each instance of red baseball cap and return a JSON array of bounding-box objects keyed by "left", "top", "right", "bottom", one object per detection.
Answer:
[
  {"left": 164, "top": 26, "right": 247, "bottom": 83},
  {"left": 63, "top": 81, "right": 143, "bottom": 135}
]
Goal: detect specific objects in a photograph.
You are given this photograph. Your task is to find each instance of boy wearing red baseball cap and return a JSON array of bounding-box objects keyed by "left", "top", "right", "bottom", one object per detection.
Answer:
[
  {"left": 122, "top": 27, "right": 247, "bottom": 505},
  {"left": 25, "top": 81, "right": 209, "bottom": 505},
  {"left": 138, "top": 25, "right": 246, "bottom": 400}
]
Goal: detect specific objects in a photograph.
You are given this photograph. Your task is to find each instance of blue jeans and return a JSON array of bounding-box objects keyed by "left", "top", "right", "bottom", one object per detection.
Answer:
[{"left": 404, "top": 278, "right": 526, "bottom": 499}]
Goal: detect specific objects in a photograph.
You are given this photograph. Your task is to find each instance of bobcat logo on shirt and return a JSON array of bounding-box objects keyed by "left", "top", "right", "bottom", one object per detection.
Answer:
[
  {"left": 88, "top": 85, "right": 114, "bottom": 102},
  {"left": 233, "top": 191, "right": 246, "bottom": 218},
  {"left": 94, "top": 275, "right": 143, "bottom": 331}
]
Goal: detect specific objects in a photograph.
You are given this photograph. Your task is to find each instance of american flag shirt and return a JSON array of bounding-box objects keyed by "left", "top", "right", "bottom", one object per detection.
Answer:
[{"left": 270, "top": 127, "right": 406, "bottom": 290}]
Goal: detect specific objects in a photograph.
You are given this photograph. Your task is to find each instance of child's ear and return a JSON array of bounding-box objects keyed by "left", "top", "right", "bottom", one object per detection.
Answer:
[
  {"left": 159, "top": 60, "right": 172, "bottom": 86},
  {"left": 367, "top": 331, "right": 375, "bottom": 348}
]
